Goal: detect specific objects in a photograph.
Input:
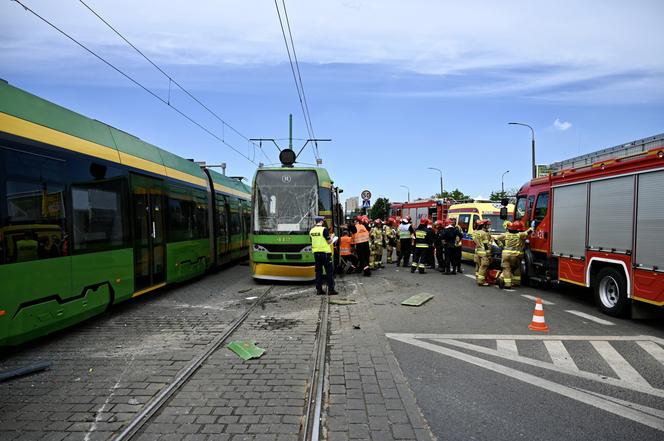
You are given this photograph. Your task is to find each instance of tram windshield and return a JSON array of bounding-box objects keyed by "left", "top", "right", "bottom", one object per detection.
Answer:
[{"left": 253, "top": 170, "right": 319, "bottom": 234}]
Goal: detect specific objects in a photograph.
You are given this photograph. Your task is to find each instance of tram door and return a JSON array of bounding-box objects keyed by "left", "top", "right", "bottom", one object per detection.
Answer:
[{"left": 131, "top": 174, "right": 165, "bottom": 291}]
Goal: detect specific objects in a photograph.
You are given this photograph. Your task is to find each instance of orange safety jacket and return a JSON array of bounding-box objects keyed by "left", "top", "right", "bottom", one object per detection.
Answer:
[
  {"left": 352, "top": 224, "right": 370, "bottom": 244},
  {"left": 340, "top": 236, "right": 353, "bottom": 256}
]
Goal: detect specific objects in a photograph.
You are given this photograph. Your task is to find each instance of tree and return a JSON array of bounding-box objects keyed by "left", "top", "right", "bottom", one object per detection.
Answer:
[
  {"left": 490, "top": 187, "right": 519, "bottom": 201},
  {"left": 369, "top": 197, "right": 390, "bottom": 220},
  {"left": 431, "top": 188, "right": 471, "bottom": 202}
]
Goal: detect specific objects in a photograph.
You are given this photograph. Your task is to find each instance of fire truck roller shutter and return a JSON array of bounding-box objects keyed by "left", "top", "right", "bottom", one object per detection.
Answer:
[
  {"left": 588, "top": 175, "right": 634, "bottom": 254},
  {"left": 551, "top": 183, "right": 588, "bottom": 258},
  {"left": 635, "top": 170, "right": 664, "bottom": 270}
]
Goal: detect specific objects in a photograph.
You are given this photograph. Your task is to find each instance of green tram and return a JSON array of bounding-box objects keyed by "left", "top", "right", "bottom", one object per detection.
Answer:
[
  {"left": 0, "top": 80, "right": 252, "bottom": 346},
  {"left": 250, "top": 151, "right": 343, "bottom": 281}
]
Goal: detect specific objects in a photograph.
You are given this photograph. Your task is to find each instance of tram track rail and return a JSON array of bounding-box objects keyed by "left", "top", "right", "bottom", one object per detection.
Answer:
[
  {"left": 302, "top": 294, "right": 330, "bottom": 441},
  {"left": 112, "top": 285, "right": 276, "bottom": 441},
  {"left": 111, "top": 282, "right": 333, "bottom": 441}
]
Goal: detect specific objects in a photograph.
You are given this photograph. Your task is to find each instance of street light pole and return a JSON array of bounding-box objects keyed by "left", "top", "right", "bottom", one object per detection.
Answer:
[
  {"left": 427, "top": 167, "right": 443, "bottom": 197},
  {"left": 508, "top": 122, "right": 536, "bottom": 179},
  {"left": 400, "top": 185, "right": 410, "bottom": 202},
  {"left": 501, "top": 170, "right": 510, "bottom": 193}
]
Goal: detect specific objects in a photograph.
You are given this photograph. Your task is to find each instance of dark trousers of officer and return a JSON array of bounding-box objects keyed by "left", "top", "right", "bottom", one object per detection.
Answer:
[
  {"left": 314, "top": 252, "right": 334, "bottom": 292},
  {"left": 453, "top": 247, "right": 462, "bottom": 272},
  {"left": 398, "top": 239, "right": 411, "bottom": 266},
  {"left": 443, "top": 246, "right": 455, "bottom": 273},
  {"left": 356, "top": 242, "right": 371, "bottom": 271},
  {"left": 435, "top": 245, "right": 444, "bottom": 270}
]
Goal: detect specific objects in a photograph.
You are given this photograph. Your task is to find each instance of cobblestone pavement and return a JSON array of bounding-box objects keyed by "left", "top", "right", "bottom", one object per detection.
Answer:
[
  {"left": 323, "top": 277, "right": 435, "bottom": 441},
  {"left": 1, "top": 266, "right": 436, "bottom": 440}
]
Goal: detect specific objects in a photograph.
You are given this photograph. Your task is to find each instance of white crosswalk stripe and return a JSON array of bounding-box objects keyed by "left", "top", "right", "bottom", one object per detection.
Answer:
[
  {"left": 566, "top": 310, "right": 615, "bottom": 325},
  {"left": 543, "top": 340, "right": 579, "bottom": 371},
  {"left": 637, "top": 340, "right": 664, "bottom": 366},
  {"left": 496, "top": 339, "right": 519, "bottom": 355},
  {"left": 591, "top": 340, "right": 649, "bottom": 387}
]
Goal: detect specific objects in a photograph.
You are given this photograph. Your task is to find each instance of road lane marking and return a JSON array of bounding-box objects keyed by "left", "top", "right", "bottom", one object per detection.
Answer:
[
  {"left": 565, "top": 310, "right": 615, "bottom": 325},
  {"left": 637, "top": 341, "right": 664, "bottom": 366},
  {"left": 521, "top": 294, "right": 554, "bottom": 305},
  {"left": 543, "top": 340, "right": 579, "bottom": 372},
  {"left": 387, "top": 334, "right": 664, "bottom": 431},
  {"left": 496, "top": 339, "right": 518, "bottom": 355},
  {"left": 386, "top": 334, "right": 664, "bottom": 397},
  {"left": 463, "top": 274, "right": 475, "bottom": 280},
  {"left": 591, "top": 341, "right": 650, "bottom": 387},
  {"left": 575, "top": 387, "right": 664, "bottom": 420}
]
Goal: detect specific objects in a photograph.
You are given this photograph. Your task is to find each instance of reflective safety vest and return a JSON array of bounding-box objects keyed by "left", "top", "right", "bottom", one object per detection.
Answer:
[
  {"left": 309, "top": 225, "right": 330, "bottom": 253},
  {"left": 340, "top": 236, "right": 352, "bottom": 256},
  {"left": 353, "top": 224, "right": 370, "bottom": 244},
  {"left": 399, "top": 223, "right": 412, "bottom": 239},
  {"left": 415, "top": 229, "right": 430, "bottom": 248}
]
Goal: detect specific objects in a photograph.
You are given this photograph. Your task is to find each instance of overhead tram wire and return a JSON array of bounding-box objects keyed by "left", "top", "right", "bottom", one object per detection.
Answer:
[
  {"left": 10, "top": 0, "right": 258, "bottom": 166},
  {"left": 274, "top": 0, "right": 319, "bottom": 161},
  {"left": 280, "top": 0, "right": 319, "bottom": 160},
  {"left": 76, "top": 0, "right": 272, "bottom": 165}
]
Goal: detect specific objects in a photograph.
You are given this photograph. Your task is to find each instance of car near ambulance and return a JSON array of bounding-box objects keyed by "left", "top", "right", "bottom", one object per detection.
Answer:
[{"left": 448, "top": 201, "right": 514, "bottom": 262}]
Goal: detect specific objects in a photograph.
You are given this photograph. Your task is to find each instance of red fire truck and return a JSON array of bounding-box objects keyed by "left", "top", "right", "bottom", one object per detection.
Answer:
[
  {"left": 515, "top": 134, "right": 664, "bottom": 317},
  {"left": 389, "top": 199, "right": 451, "bottom": 222}
]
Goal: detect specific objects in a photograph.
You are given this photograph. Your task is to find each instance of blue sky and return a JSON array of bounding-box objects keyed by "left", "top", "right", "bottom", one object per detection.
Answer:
[{"left": 2, "top": 0, "right": 663, "bottom": 204}]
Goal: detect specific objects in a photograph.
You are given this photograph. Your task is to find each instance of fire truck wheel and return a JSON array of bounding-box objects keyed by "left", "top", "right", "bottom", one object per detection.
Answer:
[{"left": 593, "top": 267, "right": 630, "bottom": 317}]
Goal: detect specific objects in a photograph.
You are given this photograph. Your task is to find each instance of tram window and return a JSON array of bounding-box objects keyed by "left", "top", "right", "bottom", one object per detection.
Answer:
[
  {"left": 1, "top": 147, "right": 67, "bottom": 264},
  {"left": 72, "top": 180, "right": 125, "bottom": 251},
  {"left": 229, "top": 198, "right": 241, "bottom": 235},
  {"left": 216, "top": 195, "right": 228, "bottom": 237},
  {"left": 168, "top": 197, "right": 196, "bottom": 241},
  {"left": 193, "top": 191, "right": 208, "bottom": 239},
  {"left": 318, "top": 187, "right": 332, "bottom": 211}
]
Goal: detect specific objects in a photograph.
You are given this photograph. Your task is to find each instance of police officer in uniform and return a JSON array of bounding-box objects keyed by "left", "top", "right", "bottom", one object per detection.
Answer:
[
  {"left": 495, "top": 220, "right": 532, "bottom": 288},
  {"left": 411, "top": 217, "right": 434, "bottom": 274},
  {"left": 473, "top": 219, "right": 493, "bottom": 286},
  {"left": 309, "top": 216, "right": 338, "bottom": 295},
  {"left": 397, "top": 216, "right": 415, "bottom": 267}
]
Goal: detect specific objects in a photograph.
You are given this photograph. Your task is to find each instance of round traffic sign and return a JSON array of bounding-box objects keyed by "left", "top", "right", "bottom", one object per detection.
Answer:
[{"left": 361, "top": 190, "right": 372, "bottom": 200}]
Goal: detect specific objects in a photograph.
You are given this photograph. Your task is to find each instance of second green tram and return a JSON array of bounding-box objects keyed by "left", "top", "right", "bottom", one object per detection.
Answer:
[{"left": 250, "top": 166, "right": 342, "bottom": 280}]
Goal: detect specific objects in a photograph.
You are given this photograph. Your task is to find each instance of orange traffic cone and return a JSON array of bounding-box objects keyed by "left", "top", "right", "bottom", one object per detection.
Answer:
[{"left": 528, "top": 297, "right": 549, "bottom": 332}]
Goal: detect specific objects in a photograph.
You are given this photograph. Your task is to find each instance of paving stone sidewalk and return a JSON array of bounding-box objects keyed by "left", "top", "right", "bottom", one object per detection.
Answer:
[{"left": 323, "top": 277, "right": 436, "bottom": 441}]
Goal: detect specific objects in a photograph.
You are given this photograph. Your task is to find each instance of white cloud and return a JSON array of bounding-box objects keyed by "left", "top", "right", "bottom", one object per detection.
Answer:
[
  {"left": 553, "top": 118, "right": 572, "bottom": 131},
  {"left": 2, "top": 0, "right": 663, "bottom": 102}
]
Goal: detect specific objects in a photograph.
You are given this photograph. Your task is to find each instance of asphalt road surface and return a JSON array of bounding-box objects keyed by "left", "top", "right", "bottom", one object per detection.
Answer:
[{"left": 364, "top": 261, "right": 664, "bottom": 441}]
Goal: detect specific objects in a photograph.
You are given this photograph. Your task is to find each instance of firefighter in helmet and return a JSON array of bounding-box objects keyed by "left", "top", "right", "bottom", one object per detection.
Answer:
[
  {"left": 473, "top": 219, "right": 493, "bottom": 286},
  {"left": 385, "top": 218, "right": 397, "bottom": 264},
  {"left": 411, "top": 217, "right": 434, "bottom": 274},
  {"left": 369, "top": 218, "right": 385, "bottom": 269},
  {"left": 495, "top": 220, "right": 532, "bottom": 288}
]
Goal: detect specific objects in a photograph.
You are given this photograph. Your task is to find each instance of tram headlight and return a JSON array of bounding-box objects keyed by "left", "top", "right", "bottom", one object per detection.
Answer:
[
  {"left": 253, "top": 244, "right": 268, "bottom": 252},
  {"left": 300, "top": 245, "right": 312, "bottom": 253}
]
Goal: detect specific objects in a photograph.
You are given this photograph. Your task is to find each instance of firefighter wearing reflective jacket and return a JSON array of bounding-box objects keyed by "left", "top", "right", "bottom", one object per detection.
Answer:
[
  {"left": 385, "top": 218, "right": 397, "bottom": 264},
  {"left": 397, "top": 216, "right": 415, "bottom": 267},
  {"left": 411, "top": 218, "right": 434, "bottom": 274},
  {"left": 473, "top": 219, "right": 493, "bottom": 286},
  {"left": 369, "top": 219, "right": 385, "bottom": 269},
  {"left": 495, "top": 220, "right": 532, "bottom": 288}
]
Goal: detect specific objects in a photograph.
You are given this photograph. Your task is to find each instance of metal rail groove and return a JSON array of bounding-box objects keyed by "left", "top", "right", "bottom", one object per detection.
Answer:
[
  {"left": 302, "top": 295, "right": 330, "bottom": 441},
  {"left": 112, "top": 286, "right": 275, "bottom": 441}
]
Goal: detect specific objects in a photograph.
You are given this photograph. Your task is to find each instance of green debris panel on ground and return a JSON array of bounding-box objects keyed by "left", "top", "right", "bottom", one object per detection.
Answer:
[
  {"left": 227, "top": 340, "right": 265, "bottom": 360},
  {"left": 401, "top": 293, "right": 434, "bottom": 307}
]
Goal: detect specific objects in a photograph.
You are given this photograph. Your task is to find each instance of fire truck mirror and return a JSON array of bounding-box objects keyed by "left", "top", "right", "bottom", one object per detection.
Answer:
[
  {"left": 500, "top": 207, "right": 508, "bottom": 220},
  {"left": 500, "top": 198, "right": 509, "bottom": 207}
]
